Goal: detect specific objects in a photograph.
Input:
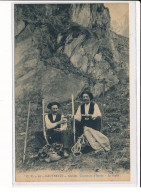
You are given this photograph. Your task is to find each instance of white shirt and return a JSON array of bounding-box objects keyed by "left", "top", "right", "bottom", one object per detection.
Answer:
[
  {"left": 45, "top": 114, "right": 67, "bottom": 131},
  {"left": 75, "top": 103, "right": 101, "bottom": 122},
  {"left": 52, "top": 115, "right": 56, "bottom": 121}
]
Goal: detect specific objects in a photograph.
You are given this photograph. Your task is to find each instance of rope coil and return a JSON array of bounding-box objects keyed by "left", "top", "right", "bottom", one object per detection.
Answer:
[{"left": 71, "top": 134, "right": 86, "bottom": 156}]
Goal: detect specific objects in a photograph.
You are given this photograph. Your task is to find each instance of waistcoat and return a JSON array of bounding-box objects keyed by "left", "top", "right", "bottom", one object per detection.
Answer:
[
  {"left": 48, "top": 113, "right": 61, "bottom": 129},
  {"left": 81, "top": 102, "right": 95, "bottom": 127}
]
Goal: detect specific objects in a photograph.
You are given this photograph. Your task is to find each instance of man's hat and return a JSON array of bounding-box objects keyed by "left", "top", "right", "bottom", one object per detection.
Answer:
[
  {"left": 47, "top": 102, "right": 61, "bottom": 109},
  {"left": 80, "top": 91, "right": 94, "bottom": 100}
]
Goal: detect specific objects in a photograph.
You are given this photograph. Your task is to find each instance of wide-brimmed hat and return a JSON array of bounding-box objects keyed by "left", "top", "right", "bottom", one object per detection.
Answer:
[
  {"left": 80, "top": 91, "right": 94, "bottom": 100},
  {"left": 47, "top": 102, "right": 61, "bottom": 109}
]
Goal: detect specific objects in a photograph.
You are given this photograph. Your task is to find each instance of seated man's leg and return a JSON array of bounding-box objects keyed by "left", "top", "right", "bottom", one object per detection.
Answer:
[
  {"left": 47, "top": 130, "right": 65, "bottom": 156},
  {"left": 89, "top": 117, "right": 102, "bottom": 131},
  {"left": 60, "top": 130, "right": 71, "bottom": 157},
  {"left": 75, "top": 120, "right": 84, "bottom": 141},
  {"left": 46, "top": 129, "right": 56, "bottom": 144},
  {"left": 35, "top": 131, "right": 46, "bottom": 147},
  {"left": 60, "top": 130, "right": 70, "bottom": 150},
  {"left": 48, "top": 130, "right": 70, "bottom": 157},
  {"left": 47, "top": 130, "right": 67, "bottom": 146}
]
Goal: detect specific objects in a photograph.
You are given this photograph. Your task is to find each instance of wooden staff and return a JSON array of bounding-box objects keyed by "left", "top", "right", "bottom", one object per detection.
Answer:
[
  {"left": 101, "top": 79, "right": 106, "bottom": 130},
  {"left": 102, "top": 79, "right": 105, "bottom": 113},
  {"left": 23, "top": 101, "right": 31, "bottom": 163},
  {"left": 72, "top": 94, "right": 76, "bottom": 144},
  {"left": 42, "top": 99, "right": 49, "bottom": 145}
]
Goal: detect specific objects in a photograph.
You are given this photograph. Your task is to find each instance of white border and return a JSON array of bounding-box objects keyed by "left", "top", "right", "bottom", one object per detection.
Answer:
[
  {"left": 136, "top": 0, "right": 140, "bottom": 188},
  {"left": 0, "top": 2, "right": 12, "bottom": 188},
  {"left": 12, "top": 2, "right": 16, "bottom": 187},
  {"left": 129, "top": 1, "right": 137, "bottom": 186},
  {"left": 0, "top": 0, "right": 137, "bottom": 187}
]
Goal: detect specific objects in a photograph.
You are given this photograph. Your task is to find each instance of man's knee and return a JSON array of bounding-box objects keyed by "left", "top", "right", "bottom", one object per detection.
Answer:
[
  {"left": 34, "top": 131, "right": 46, "bottom": 146},
  {"left": 60, "top": 130, "right": 71, "bottom": 149}
]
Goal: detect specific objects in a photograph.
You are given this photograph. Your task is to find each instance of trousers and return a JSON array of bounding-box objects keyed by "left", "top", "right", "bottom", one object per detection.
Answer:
[
  {"left": 35, "top": 129, "right": 70, "bottom": 149},
  {"left": 75, "top": 117, "right": 102, "bottom": 141},
  {"left": 47, "top": 129, "right": 70, "bottom": 149}
]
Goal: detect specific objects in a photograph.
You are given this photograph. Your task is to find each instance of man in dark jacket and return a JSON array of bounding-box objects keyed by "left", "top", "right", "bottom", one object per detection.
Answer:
[
  {"left": 45, "top": 102, "right": 69, "bottom": 157},
  {"left": 75, "top": 91, "right": 102, "bottom": 140}
]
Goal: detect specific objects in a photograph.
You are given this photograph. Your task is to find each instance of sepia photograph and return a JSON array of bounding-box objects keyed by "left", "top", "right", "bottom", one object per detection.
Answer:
[{"left": 14, "top": 2, "right": 130, "bottom": 182}]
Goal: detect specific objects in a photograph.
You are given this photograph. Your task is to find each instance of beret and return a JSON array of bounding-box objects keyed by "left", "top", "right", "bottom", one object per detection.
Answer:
[
  {"left": 80, "top": 91, "right": 94, "bottom": 100},
  {"left": 47, "top": 102, "right": 61, "bottom": 109}
]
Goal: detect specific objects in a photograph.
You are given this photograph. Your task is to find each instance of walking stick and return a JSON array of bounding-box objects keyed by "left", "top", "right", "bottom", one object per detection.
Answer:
[
  {"left": 23, "top": 101, "right": 31, "bottom": 163},
  {"left": 101, "top": 79, "right": 106, "bottom": 130},
  {"left": 42, "top": 99, "right": 49, "bottom": 145},
  {"left": 72, "top": 94, "right": 76, "bottom": 144}
]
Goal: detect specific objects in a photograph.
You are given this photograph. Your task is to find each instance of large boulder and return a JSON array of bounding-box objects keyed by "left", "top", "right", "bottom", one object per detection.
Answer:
[
  {"left": 41, "top": 66, "right": 88, "bottom": 103},
  {"left": 64, "top": 33, "right": 119, "bottom": 97},
  {"left": 15, "top": 34, "right": 88, "bottom": 103},
  {"left": 15, "top": 37, "right": 39, "bottom": 81}
]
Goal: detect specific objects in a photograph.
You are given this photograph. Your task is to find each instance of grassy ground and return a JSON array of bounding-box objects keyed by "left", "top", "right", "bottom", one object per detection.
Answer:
[{"left": 16, "top": 129, "right": 130, "bottom": 174}]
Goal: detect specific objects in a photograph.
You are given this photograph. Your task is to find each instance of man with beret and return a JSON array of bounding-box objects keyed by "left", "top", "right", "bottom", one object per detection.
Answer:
[
  {"left": 75, "top": 91, "right": 102, "bottom": 140},
  {"left": 45, "top": 102, "right": 69, "bottom": 158}
]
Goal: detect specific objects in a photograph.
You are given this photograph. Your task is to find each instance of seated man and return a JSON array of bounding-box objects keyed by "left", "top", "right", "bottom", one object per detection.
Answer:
[
  {"left": 75, "top": 91, "right": 102, "bottom": 140},
  {"left": 45, "top": 102, "right": 69, "bottom": 158}
]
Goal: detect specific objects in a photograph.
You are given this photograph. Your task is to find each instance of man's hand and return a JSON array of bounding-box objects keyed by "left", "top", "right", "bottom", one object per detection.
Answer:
[
  {"left": 67, "top": 114, "right": 73, "bottom": 119},
  {"left": 58, "top": 119, "right": 67, "bottom": 125},
  {"left": 54, "top": 128, "right": 61, "bottom": 132},
  {"left": 92, "top": 116, "right": 101, "bottom": 120},
  {"left": 92, "top": 116, "right": 97, "bottom": 120}
]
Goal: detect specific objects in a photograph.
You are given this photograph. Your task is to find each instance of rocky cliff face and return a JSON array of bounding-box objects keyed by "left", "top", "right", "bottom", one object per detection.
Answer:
[
  {"left": 71, "top": 4, "right": 110, "bottom": 29},
  {"left": 14, "top": 4, "right": 129, "bottom": 131}
]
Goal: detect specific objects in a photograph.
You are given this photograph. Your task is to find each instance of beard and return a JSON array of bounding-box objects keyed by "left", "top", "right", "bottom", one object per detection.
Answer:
[
  {"left": 52, "top": 111, "right": 57, "bottom": 115},
  {"left": 83, "top": 99, "right": 90, "bottom": 104}
]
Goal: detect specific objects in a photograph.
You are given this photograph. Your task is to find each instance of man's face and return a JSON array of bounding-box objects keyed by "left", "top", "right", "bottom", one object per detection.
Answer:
[
  {"left": 51, "top": 105, "right": 59, "bottom": 115},
  {"left": 82, "top": 93, "right": 90, "bottom": 104}
]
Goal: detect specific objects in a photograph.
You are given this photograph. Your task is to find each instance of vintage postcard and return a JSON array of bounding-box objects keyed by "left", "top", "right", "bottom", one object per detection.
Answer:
[{"left": 14, "top": 2, "right": 136, "bottom": 183}]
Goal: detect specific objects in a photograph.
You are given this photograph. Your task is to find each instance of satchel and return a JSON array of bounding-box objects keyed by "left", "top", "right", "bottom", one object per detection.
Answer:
[
  {"left": 38, "top": 143, "right": 63, "bottom": 162},
  {"left": 84, "top": 126, "right": 111, "bottom": 152}
]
